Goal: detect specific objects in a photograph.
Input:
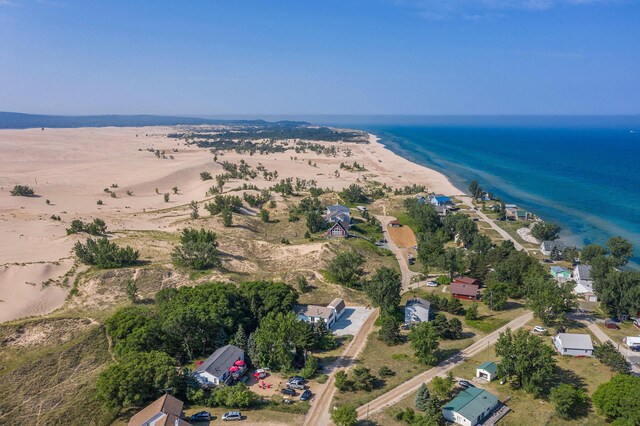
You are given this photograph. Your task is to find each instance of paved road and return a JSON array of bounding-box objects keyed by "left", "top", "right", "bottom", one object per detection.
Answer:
[
  {"left": 303, "top": 308, "right": 379, "bottom": 426},
  {"left": 457, "top": 195, "right": 526, "bottom": 252},
  {"left": 580, "top": 318, "right": 640, "bottom": 375},
  {"left": 356, "top": 311, "right": 534, "bottom": 420}
]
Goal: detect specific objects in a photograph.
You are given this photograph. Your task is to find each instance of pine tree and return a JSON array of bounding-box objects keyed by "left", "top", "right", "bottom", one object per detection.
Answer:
[
  {"left": 233, "top": 325, "right": 247, "bottom": 350},
  {"left": 415, "top": 383, "right": 430, "bottom": 411}
]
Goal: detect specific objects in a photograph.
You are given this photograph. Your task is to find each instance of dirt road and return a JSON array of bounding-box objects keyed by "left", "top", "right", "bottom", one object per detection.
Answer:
[
  {"left": 303, "top": 308, "right": 379, "bottom": 426},
  {"left": 376, "top": 215, "right": 420, "bottom": 290},
  {"left": 356, "top": 311, "right": 533, "bottom": 420}
]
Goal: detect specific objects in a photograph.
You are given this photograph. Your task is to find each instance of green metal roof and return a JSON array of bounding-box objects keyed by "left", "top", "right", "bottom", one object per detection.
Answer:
[
  {"left": 443, "top": 387, "right": 499, "bottom": 421},
  {"left": 477, "top": 361, "right": 497, "bottom": 375}
]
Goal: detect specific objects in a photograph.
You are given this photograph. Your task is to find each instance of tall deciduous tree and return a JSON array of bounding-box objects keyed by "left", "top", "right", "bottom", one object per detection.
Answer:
[
  {"left": 409, "top": 322, "right": 439, "bottom": 365},
  {"left": 593, "top": 374, "right": 640, "bottom": 425},
  {"left": 366, "top": 267, "right": 401, "bottom": 314}
]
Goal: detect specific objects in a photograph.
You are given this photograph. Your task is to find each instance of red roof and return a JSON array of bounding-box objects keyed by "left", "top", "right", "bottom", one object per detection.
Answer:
[
  {"left": 453, "top": 276, "right": 480, "bottom": 286},
  {"left": 450, "top": 282, "right": 479, "bottom": 297}
]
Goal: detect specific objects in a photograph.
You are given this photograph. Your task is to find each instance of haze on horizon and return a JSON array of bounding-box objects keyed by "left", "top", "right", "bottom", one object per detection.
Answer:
[{"left": 1, "top": 0, "right": 639, "bottom": 116}]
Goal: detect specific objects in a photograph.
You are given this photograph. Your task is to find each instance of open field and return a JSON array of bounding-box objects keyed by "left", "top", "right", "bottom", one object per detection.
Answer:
[{"left": 387, "top": 224, "right": 417, "bottom": 248}]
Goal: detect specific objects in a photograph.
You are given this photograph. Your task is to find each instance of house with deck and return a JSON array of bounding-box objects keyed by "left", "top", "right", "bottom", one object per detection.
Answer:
[
  {"left": 573, "top": 265, "right": 597, "bottom": 302},
  {"left": 295, "top": 298, "right": 346, "bottom": 329},
  {"left": 442, "top": 387, "right": 501, "bottom": 426},
  {"left": 193, "top": 345, "right": 246, "bottom": 387},
  {"left": 405, "top": 298, "right": 431, "bottom": 325},
  {"left": 128, "top": 394, "right": 191, "bottom": 426},
  {"left": 553, "top": 333, "right": 594, "bottom": 357}
]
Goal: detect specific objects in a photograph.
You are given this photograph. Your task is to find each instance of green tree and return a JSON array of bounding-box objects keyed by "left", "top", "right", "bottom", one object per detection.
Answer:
[
  {"left": 531, "top": 222, "right": 561, "bottom": 241},
  {"left": 366, "top": 267, "right": 401, "bottom": 314},
  {"left": 330, "top": 404, "right": 358, "bottom": 426},
  {"left": 580, "top": 244, "right": 607, "bottom": 264},
  {"left": 524, "top": 275, "right": 576, "bottom": 326},
  {"left": 190, "top": 200, "right": 199, "bottom": 219},
  {"left": 340, "top": 184, "right": 367, "bottom": 204},
  {"left": 350, "top": 366, "right": 376, "bottom": 391},
  {"left": 200, "top": 171, "right": 212, "bottom": 180},
  {"left": 550, "top": 384, "right": 586, "bottom": 420},
  {"left": 213, "top": 383, "right": 257, "bottom": 407},
  {"left": 593, "top": 341, "right": 631, "bottom": 374},
  {"left": 484, "top": 280, "right": 510, "bottom": 311},
  {"left": 409, "top": 322, "right": 439, "bottom": 365},
  {"left": 378, "top": 312, "right": 401, "bottom": 345},
  {"left": 297, "top": 275, "right": 311, "bottom": 293},
  {"left": 430, "top": 373, "right": 455, "bottom": 401},
  {"left": 495, "top": 328, "right": 556, "bottom": 396},
  {"left": 95, "top": 351, "right": 180, "bottom": 408},
  {"left": 335, "top": 371, "right": 349, "bottom": 391},
  {"left": 221, "top": 208, "right": 233, "bottom": 227},
  {"left": 251, "top": 312, "right": 314, "bottom": 371},
  {"left": 607, "top": 236, "right": 634, "bottom": 266},
  {"left": 10, "top": 184, "right": 35, "bottom": 196},
  {"left": 74, "top": 237, "right": 139, "bottom": 268},
  {"left": 594, "top": 270, "right": 640, "bottom": 318},
  {"left": 464, "top": 303, "right": 479, "bottom": 320},
  {"left": 259, "top": 208, "right": 270, "bottom": 223},
  {"left": 415, "top": 383, "right": 430, "bottom": 411},
  {"left": 171, "top": 228, "right": 220, "bottom": 270},
  {"left": 468, "top": 179, "right": 482, "bottom": 200},
  {"left": 164, "top": 193, "right": 170, "bottom": 202},
  {"left": 125, "top": 279, "right": 138, "bottom": 303},
  {"left": 305, "top": 210, "right": 325, "bottom": 233},
  {"left": 593, "top": 374, "right": 640, "bottom": 425},
  {"left": 326, "top": 251, "right": 364, "bottom": 287},
  {"left": 232, "top": 325, "right": 248, "bottom": 351}
]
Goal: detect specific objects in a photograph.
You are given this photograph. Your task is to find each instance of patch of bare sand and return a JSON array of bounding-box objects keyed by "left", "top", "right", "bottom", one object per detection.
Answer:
[{"left": 0, "top": 317, "right": 95, "bottom": 348}]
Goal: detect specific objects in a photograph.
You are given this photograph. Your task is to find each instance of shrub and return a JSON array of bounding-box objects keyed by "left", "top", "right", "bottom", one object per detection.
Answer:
[
  {"left": 74, "top": 237, "right": 139, "bottom": 268},
  {"left": 171, "top": 228, "right": 220, "bottom": 270},
  {"left": 10, "top": 185, "right": 35, "bottom": 197},
  {"left": 97, "top": 199, "right": 103, "bottom": 205},
  {"left": 200, "top": 171, "right": 212, "bottom": 180},
  {"left": 164, "top": 193, "right": 170, "bottom": 202},
  {"left": 378, "top": 366, "right": 395, "bottom": 377},
  {"left": 550, "top": 384, "right": 586, "bottom": 420}
]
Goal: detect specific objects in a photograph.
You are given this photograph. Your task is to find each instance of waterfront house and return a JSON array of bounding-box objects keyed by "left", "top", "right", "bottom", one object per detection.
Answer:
[
  {"left": 128, "top": 394, "right": 191, "bottom": 426},
  {"left": 430, "top": 194, "right": 453, "bottom": 207},
  {"left": 553, "top": 333, "right": 594, "bottom": 357},
  {"left": 327, "top": 221, "right": 349, "bottom": 238},
  {"left": 442, "top": 387, "right": 501, "bottom": 426},
  {"left": 405, "top": 297, "right": 431, "bottom": 325},
  {"left": 573, "top": 265, "right": 597, "bottom": 302},
  {"left": 540, "top": 240, "right": 565, "bottom": 256},
  {"left": 550, "top": 266, "right": 572, "bottom": 283},
  {"left": 194, "top": 345, "right": 246, "bottom": 387},
  {"left": 476, "top": 361, "right": 498, "bottom": 382}
]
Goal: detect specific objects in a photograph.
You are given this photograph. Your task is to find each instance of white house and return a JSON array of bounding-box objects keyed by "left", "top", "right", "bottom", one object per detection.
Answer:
[
  {"left": 623, "top": 336, "right": 640, "bottom": 350},
  {"left": 295, "top": 298, "right": 346, "bottom": 329},
  {"left": 430, "top": 194, "right": 453, "bottom": 207},
  {"left": 405, "top": 298, "right": 431, "bottom": 325},
  {"left": 553, "top": 333, "right": 594, "bottom": 357},
  {"left": 442, "top": 387, "right": 501, "bottom": 426},
  {"left": 573, "top": 265, "right": 597, "bottom": 302},
  {"left": 476, "top": 361, "right": 498, "bottom": 382},
  {"left": 194, "top": 344, "right": 245, "bottom": 387},
  {"left": 328, "top": 298, "right": 346, "bottom": 320}
]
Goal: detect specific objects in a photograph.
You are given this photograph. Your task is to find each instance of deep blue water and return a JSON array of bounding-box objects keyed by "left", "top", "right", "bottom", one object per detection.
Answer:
[{"left": 317, "top": 116, "right": 640, "bottom": 265}]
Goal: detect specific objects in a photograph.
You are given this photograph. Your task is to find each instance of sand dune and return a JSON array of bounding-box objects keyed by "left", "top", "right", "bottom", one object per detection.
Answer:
[{"left": 0, "top": 126, "right": 461, "bottom": 323}]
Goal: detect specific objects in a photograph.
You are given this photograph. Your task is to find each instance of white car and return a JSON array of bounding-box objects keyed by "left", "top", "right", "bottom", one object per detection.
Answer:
[
  {"left": 533, "top": 326, "right": 546, "bottom": 333},
  {"left": 426, "top": 281, "right": 438, "bottom": 287}
]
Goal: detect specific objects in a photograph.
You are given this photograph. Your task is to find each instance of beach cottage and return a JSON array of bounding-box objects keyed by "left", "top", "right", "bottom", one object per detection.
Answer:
[
  {"left": 553, "top": 333, "right": 594, "bottom": 357},
  {"left": 128, "top": 394, "right": 190, "bottom": 426},
  {"left": 442, "top": 387, "right": 501, "bottom": 426},
  {"left": 550, "top": 266, "right": 572, "bottom": 283},
  {"left": 573, "top": 265, "right": 597, "bottom": 302},
  {"left": 430, "top": 194, "right": 453, "bottom": 207},
  {"left": 540, "top": 240, "right": 565, "bottom": 256}
]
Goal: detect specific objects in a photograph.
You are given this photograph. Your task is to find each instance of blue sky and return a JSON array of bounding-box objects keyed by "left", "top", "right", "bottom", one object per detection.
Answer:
[{"left": 0, "top": 0, "right": 638, "bottom": 115}]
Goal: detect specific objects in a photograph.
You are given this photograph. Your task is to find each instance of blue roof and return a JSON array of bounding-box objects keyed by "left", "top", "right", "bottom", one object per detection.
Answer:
[
  {"left": 433, "top": 195, "right": 451, "bottom": 202},
  {"left": 550, "top": 266, "right": 570, "bottom": 274}
]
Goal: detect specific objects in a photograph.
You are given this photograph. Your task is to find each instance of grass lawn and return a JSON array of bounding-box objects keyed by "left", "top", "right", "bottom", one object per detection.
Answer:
[
  {"left": 371, "top": 324, "right": 614, "bottom": 426},
  {"left": 596, "top": 321, "right": 639, "bottom": 345}
]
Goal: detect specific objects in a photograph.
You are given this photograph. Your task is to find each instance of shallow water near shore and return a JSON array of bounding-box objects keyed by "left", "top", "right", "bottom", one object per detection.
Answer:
[{"left": 328, "top": 116, "right": 640, "bottom": 266}]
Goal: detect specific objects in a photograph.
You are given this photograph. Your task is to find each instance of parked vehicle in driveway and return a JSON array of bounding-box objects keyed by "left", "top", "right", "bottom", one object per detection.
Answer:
[
  {"left": 300, "top": 389, "right": 313, "bottom": 401},
  {"left": 533, "top": 326, "right": 547, "bottom": 333},
  {"left": 222, "top": 411, "right": 242, "bottom": 421},
  {"left": 288, "top": 380, "right": 306, "bottom": 390},
  {"left": 190, "top": 411, "right": 211, "bottom": 422},
  {"left": 426, "top": 281, "right": 438, "bottom": 287},
  {"left": 281, "top": 388, "right": 297, "bottom": 397},
  {"left": 288, "top": 376, "right": 305, "bottom": 383},
  {"left": 458, "top": 380, "right": 475, "bottom": 388}
]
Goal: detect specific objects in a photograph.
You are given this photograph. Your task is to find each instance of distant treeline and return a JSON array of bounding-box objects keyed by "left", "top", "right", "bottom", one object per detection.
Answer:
[{"left": 0, "top": 111, "right": 309, "bottom": 130}]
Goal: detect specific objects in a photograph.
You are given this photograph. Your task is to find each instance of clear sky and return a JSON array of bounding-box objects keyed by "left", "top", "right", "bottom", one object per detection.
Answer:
[{"left": 0, "top": 0, "right": 639, "bottom": 115}]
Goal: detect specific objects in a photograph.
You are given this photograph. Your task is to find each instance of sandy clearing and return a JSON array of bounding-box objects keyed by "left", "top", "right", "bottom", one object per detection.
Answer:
[
  {"left": 387, "top": 224, "right": 418, "bottom": 248},
  {"left": 0, "top": 127, "right": 462, "bottom": 323}
]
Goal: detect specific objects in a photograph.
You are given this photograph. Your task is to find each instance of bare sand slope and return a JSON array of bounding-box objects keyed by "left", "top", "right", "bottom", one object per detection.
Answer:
[{"left": 0, "top": 127, "right": 461, "bottom": 323}]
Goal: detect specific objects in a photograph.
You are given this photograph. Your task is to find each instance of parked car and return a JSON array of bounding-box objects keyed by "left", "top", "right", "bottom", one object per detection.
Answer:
[
  {"left": 281, "top": 388, "right": 297, "bottom": 397},
  {"left": 300, "top": 389, "right": 313, "bottom": 401},
  {"left": 288, "top": 380, "right": 306, "bottom": 390},
  {"left": 288, "top": 376, "right": 305, "bottom": 383},
  {"left": 426, "top": 281, "right": 438, "bottom": 287},
  {"left": 458, "top": 380, "right": 475, "bottom": 388},
  {"left": 222, "top": 411, "right": 242, "bottom": 421},
  {"left": 533, "top": 326, "right": 546, "bottom": 333},
  {"left": 190, "top": 411, "right": 211, "bottom": 422}
]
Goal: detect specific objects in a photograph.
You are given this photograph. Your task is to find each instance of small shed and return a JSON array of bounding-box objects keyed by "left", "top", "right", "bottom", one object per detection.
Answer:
[
  {"left": 389, "top": 220, "right": 402, "bottom": 228},
  {"left": 604, "top": 319, "right": 620, "bottom": 329},
  {"left": 476, "top": 361, "right": 498, "bottom": 382}
]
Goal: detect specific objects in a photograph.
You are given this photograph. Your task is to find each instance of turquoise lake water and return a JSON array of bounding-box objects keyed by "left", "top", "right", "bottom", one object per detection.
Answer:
[{"left": 320, "top": 116, "right": 640, "bottom": 265}]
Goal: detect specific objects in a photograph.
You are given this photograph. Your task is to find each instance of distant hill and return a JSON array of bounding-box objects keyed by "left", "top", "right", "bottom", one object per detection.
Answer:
[{"left": 0, "top": 111, "right": 308, "bottom": 129}]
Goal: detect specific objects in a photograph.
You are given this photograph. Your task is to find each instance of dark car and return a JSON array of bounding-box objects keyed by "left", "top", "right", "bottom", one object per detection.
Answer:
[
  {"left": 459, "top": 380, "right": 475, "bottom": 389},
  {"left": 190, "top": 411, "right": 212, "bottom": 422},
  {"left": 281, "top": 388, "right": 297, "bottom": 397},
  {"left": 300, "top": 389, "right": 313, "bottom": 401}
]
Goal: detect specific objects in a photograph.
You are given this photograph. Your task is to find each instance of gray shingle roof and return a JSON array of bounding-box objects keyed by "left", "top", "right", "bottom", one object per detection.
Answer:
[
  {"left": 195, "top": 345, "right": 244, "bottom": 379},
  {"left": 556, "top": 333, "right": 594, "bottom": 351},
  {"left": 575, "top": 265, "right": 592, "bottom": 281}
]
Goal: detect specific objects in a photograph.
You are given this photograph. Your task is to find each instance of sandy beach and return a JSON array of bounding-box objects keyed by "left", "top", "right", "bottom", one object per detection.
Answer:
[{"left": 0, "top": 126, "right": 462, "bottom": 323}]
